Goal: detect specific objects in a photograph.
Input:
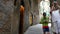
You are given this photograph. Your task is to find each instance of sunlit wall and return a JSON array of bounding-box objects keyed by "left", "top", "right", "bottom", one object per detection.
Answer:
[{"left": 39, "top": 0, "right": 50, "bottom": 20}]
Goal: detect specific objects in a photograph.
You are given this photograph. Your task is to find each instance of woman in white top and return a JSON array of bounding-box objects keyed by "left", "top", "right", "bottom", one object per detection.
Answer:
[{"left": 50, "top": 1, "right": 60, "bottom": 34}]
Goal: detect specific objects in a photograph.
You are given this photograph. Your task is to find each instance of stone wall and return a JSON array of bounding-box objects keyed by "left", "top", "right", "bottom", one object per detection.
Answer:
[
  {"left": 31, "top": 0, "right": 39, "bottom": 25},
  {"left": 24, "top": 0, "right": 31, "bottom": 32},
  {"left": 0, "top": 0, "right": 19, "bottom": 34},
  {"left": 0, "top": 0, "right": 13, "bottom": 34},
  {"left": 23, "top": 0, "right": 40, "bottom": 32}
]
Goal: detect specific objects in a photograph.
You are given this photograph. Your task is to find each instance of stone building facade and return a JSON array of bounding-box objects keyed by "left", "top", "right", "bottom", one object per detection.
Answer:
[
  {"left": 23, "top": 0, "right": 41, "bottom": 32},
  {"left": 0, "top": 0, "right": 19, "bottom": 34}
]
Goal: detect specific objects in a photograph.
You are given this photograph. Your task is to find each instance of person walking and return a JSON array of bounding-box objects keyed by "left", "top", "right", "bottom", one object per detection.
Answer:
[
  {"left": 50, "top": 1, "right": 60, "bottom": 34},
  {"left": 40, "top": 12, "right": 50, "bottom": 34}
]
